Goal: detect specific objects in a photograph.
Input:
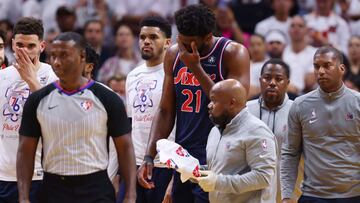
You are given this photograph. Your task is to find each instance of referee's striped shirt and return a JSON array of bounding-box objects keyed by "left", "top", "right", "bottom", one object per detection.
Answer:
[{"left": 19, "top": 80, "right": 131, "bottom": 176}]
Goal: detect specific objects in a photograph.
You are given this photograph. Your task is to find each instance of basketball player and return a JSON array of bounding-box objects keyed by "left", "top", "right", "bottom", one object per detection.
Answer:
[{"left": 137, "top": 4, "right": 250, "bottom": 203}]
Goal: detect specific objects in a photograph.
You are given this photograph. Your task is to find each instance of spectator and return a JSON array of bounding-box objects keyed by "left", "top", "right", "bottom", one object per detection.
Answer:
[
  {"left": 338, "top": 0, "right": 360, "bottom": 36},
  {"left": 346, "top": 35, "right": 360, "bottom": 76},
  {"left": 214, "top": 4, "right": 244, "bottom": 44},
  {"left": 255, "top": 0, "right": 294, "bottom": 42},
  {"left": 97, "top": 22, "right": 141, "bottom": 83},
  {"left": 283, "top": 15, "right": 317, "bottom": 94},
  {"left": 248, "top": 33, "right": 268, "bottom": 99},
  {"left": 55, "top": 6, "right": 78, "bottom": 33},
  {"left": 0, "top": 30, "right": 8, "bottom": 69},
  {"left": 0, "top": 19, "right": 15, "bottom": 64},
  {"left": 266, "top": 29, "right": 287, "bottom": 59},
  {"left": 305, "top": 0, "right": 350, "bottom": 53},
  {"left": 229, "top": 0, "right": 272, "bottom": 34},
  {"left": 83, "top": 19, "right": 114, "bottom": 78},
  {"left": 108, "top": 74, "right": 127, "bottom": 101}
]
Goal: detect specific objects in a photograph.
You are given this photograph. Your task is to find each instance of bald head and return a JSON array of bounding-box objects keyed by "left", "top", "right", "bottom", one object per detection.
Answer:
[
  {"left": 211, "top": 79, "right": 247, "bottom": 108},
  {"left": 208, "top": 79, "right": 247, "bottom": 127}
]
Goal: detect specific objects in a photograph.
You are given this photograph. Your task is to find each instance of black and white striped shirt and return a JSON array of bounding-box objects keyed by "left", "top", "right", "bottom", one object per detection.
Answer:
[{"left": 19, "top": 80, "right": 130, "bottom": 176}]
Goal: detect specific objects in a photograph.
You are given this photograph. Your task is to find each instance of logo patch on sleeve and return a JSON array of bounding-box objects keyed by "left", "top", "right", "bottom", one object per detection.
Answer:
[{"left": 80, "top": 100, "right": 93, "bottom": 111}]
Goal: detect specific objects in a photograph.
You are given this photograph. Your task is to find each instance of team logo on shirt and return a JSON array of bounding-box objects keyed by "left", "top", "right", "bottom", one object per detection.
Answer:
[
  {"left": 345, "top": 113, "right": 354, "bottom": 120},
  {"left": 80, "top": 100, "right": 93, "bottom": 111},
  {"left": 207, "top": 56, "right": 216, "bottom": 64},
  {"left": 133, "top": 80, "right": 157, "bottom": 113},
  {"left": 39, "top": 76, "right": 48, "bottom": 85},
  {"left": 2, "top": 87, "right": 30, "bottom": 122}
]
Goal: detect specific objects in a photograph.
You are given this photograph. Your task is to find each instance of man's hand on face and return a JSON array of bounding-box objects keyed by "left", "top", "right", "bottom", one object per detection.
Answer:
[
  {"left": 14, "top": 47, "right": 39, "bottom": 84},
  {"left": 177, "top": 36, "right": 201, "bottom": 70}
]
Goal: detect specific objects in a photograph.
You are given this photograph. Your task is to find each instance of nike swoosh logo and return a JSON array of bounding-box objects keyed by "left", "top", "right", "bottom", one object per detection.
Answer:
[
  {"left": 309, "top": 119, "right": 317, "bottom": 124},
  {"left": 259, "top": 154, "right": 267, "bottom": 158},
  {"left": 48, "top": 105, "right": 58, "bottom": 110}
]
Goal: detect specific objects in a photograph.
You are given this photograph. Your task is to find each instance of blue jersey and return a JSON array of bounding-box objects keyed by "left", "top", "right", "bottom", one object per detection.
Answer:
[{"left": 172, "top": 37, "right": 231, "bottom": 164}]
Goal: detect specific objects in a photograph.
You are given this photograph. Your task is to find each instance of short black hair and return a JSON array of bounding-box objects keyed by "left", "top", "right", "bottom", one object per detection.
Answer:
[
  {"left": 53, "top": 32, "right": 87, "bottom": 51},
  {"left": 56, "top": 6, "right": 76, "bottom": 18},
  {"left": 314, "top": 46, "right": 343, "bottom": 64},
  {"left": 139, "top": 15, "right": 172, "bottom": 38},
  {"left": 113, "top": 20, "right": 133, "bottom": 36},
  {"left": 107, "top": 73, "right": 126, "bottom": 86},
  {"left": 85, "top": 43, "right": 99, "bottom": 68},
  {"left": 251, "top": 33, "right": 265, "bottom": 42},
  {"left": 0, "top": 30, "right": 6, "bottom": 43},
  {"left": 175, "top": 4, "right": 215, "bottom": 37},
  {"left": 13, "top": 17, "right": 44, "bottom": 40},
  {"left": 84, "top": 19, "right": 103, "bottom": 31},
  {"left": 261, "top": 58, "right": 290, "bottom": 78}
]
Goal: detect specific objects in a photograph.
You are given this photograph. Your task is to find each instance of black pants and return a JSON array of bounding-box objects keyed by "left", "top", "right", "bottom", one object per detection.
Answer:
[
  {"left": 135, "top": 167, "right": 173, "bottom": 203},
  {"left": 117, "top": 167, "right": 173, "bottom": 203},
  {"left": 0, "top": 180, "right": 41, "bottom": 203},
  {"left": 38, "top": 170, "right": 115, "bottom": 203},
  {"left": 298, "top": 195, "right": 360, "bottom": 203}
]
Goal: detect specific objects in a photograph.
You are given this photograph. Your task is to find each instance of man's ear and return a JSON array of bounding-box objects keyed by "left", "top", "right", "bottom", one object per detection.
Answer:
[
  {"left": 12, "top": 38, "right": 15, "bottom": 52},
  {"left": 80, "top": 49, "right": 86, "bottom": 62},
  {"left": 39, "top": 40, "right": 46, "bottom": 53},
  {"left": 164, "top": 38, "right": 171, "bottom": 50},
  {"left": 204, "top": 33, "right": 212, "bottom": 43},
  {"left": 339, "top": 63, "right": 346, "bottom": 73}
]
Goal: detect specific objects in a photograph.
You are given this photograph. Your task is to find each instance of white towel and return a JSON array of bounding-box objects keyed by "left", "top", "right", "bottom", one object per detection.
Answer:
[{"left": 156, "top": 139, "right": 201, "bottom": 182}]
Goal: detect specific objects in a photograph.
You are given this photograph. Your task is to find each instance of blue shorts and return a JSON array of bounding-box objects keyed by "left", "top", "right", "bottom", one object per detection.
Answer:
[
  {"left": 298, "top": 195, "right": 360, "bottom": 203},
  {"left": 117, "top": 167, "right": 173, "bottom": 203},
  {"left": 0, "top": 180, "right": 41, "bottom": 203},
  {"left": 172, "top": 171, "right": 208, "bottom": 203}
]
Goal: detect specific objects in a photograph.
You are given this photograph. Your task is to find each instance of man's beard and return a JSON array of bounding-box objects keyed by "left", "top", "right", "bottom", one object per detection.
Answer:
[
  {"left": 210, "top": 112, "right": 230, "bottom": 129},
  {"left": 141, "top": 52, "right": 153, "bottom": 60}
]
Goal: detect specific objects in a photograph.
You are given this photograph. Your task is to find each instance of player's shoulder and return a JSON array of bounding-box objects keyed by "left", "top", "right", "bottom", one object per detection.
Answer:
[
  {"left": 246, "top": 99, "right": 259, "bottom": 108},
  {"left": 223, "top": 40, "right": 248, "bottom": 56},
  {"left": 167, "top": 44, "right": 179, "bottom": 58},
  {"left": 127, "top": 62, "right": 147, "bottom": 77},
  {"left": 28, "top": 82, "right": 57, "bottom": 101},
  {"left": 0, "top": 65, "right": 17, "bottom": 77}
]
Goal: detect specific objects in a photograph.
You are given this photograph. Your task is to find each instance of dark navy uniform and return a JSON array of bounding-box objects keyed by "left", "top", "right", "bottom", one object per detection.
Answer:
[{"left": 172, "top": 37, "right": 231, "bottom": 203}]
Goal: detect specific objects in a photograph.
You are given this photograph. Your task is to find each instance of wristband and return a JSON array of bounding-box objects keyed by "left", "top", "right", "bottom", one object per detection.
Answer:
[{"left": 144, "top": 155, "right": 154, "bottom": 165}]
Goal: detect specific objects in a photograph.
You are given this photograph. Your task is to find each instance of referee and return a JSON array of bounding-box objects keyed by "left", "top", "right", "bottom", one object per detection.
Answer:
[{"left": 16, "top": 32, "right": 136, "bottom": 203}]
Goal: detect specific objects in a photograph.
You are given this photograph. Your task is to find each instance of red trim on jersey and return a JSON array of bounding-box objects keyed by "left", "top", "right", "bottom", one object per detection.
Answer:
[
  {"left": 218, "top": 40, "right": 231, "bottom": 80},
  {"left": 172, "top": 53, "right": 180, "bottom": 71},
  {"left": 200, "top": 37, "right": 223, "bottom": 60}
]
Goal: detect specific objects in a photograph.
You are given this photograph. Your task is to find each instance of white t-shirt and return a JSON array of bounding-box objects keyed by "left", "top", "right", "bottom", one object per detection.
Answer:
[
  {"left": 254, "top": 16, "right": 291, "bottom": 43},
  {"left": 0, "top": 63, "right": 58, "bottom": 181},
  {"left": 126, "top": 62, "right": 175, "bottom": 166},
  {"left": 305, "top": 12, "right": 350, "bottom": 54},
  {"left": 283, "top": 45, "right": 316, "bottom": 91},
  {"left": 250, "top": 60, "right": 267, "bottom": 88}
]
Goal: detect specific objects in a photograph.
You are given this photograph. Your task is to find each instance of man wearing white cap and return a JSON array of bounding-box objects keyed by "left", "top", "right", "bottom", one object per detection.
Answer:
[{"left": 265, "top": 29, "right": 287, "bottom": 59}]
